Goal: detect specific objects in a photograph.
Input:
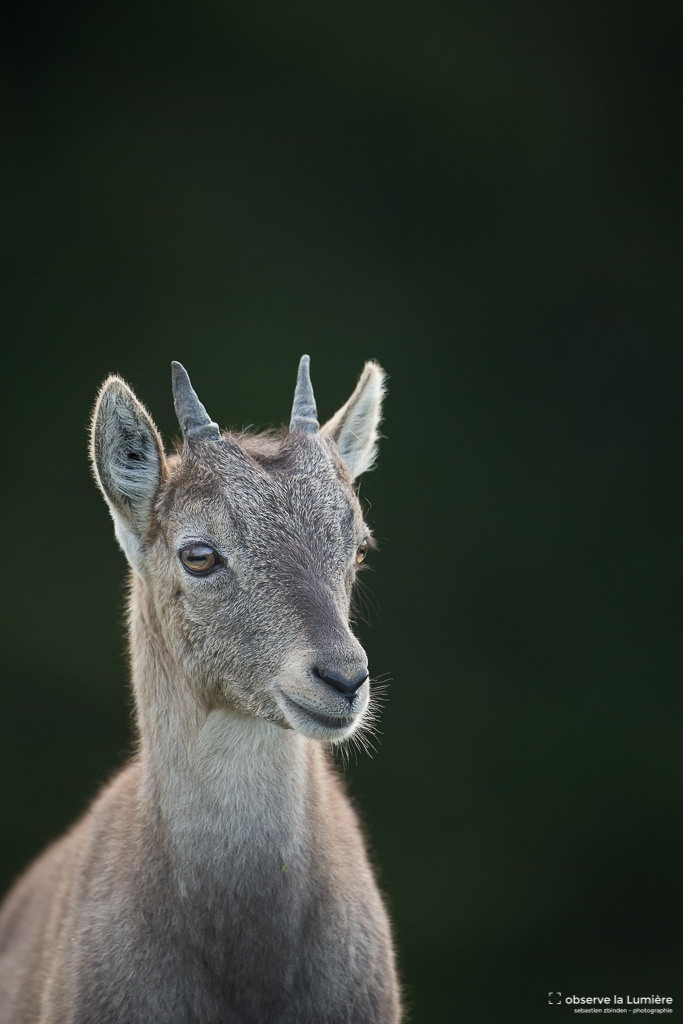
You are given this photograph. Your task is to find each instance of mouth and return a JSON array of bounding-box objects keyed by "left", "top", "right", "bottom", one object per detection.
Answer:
[{"left": 278, "top": 692, "right": 358, "bottom": 737}]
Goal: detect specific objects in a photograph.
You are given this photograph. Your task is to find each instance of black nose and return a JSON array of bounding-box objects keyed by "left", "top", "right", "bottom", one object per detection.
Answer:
[{"left": 313, "top": 666, "right": 368, "bottom": 697}]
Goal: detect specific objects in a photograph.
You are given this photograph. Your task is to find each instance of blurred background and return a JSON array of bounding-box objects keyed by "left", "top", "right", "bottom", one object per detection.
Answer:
[{"left": 2, "top": 2, "right": 681, "bottom": 1020}]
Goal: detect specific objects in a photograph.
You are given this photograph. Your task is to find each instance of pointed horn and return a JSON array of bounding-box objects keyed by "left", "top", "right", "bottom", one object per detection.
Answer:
[
  {"left": 289, "top": 354, "right": 319, "bottom": 434},
  {"left": 171, "top": 361, "right": 221, "bottom": 442}
]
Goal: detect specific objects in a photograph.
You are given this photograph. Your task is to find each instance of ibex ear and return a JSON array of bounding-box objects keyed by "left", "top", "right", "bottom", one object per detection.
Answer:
[
  {"left": 321, "top": 361, "right": 386, "bottom": 479},
  {"left": 90, "top": 376, "right": 166, "bottom": 571}
]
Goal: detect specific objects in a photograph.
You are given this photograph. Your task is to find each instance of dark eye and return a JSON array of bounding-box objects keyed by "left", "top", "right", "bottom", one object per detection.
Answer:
[
  {"left": 356, "top": 540, "right": 368, "bottom": 565},
  {"left": 179, "top": 544, "right": 219, "bottom": 575}
]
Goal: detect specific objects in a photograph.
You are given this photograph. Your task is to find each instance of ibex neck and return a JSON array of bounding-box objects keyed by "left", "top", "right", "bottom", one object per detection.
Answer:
[{"left": 126, "top": 575, "right": 313, "bottom": 846}]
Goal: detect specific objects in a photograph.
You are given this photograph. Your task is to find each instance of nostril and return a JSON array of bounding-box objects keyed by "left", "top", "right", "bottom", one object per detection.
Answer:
[{"left": 313, "top": 666, "right": 368, "bottom": 697}]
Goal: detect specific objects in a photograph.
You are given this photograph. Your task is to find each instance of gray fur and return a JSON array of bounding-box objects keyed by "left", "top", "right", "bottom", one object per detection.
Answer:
[
  {"left": 289, "top": 353, "right": 319, "bottom": 434},
  {"left": 0, "top": 358, "right": 401, "bottom": 1024}
]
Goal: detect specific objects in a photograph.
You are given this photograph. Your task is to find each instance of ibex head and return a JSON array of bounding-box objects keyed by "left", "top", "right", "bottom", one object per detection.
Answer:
[{"left": 90, "top": 356, "right": 386, "bottom": 743}]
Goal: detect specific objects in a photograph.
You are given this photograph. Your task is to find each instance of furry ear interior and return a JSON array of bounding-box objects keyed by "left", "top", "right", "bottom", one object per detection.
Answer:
[
  {"left": 321, "top": 361, "right": 386, "bottom": 479},
  {"left": 90, "top": 376, "right": 166, "bottom": 570}
]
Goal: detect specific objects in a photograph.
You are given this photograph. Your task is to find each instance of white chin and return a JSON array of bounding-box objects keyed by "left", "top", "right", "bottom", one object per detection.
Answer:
[{"left": 276, "top": 692, "right": 362, "bottom": 742}]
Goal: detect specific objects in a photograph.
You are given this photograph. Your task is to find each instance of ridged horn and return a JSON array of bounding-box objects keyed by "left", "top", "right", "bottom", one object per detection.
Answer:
[
  {"left": 171, "top": 361, "right": 221, "bottom": 442},
  {"left": 289, "top": 355, "right": 319, "bottom": 434}
]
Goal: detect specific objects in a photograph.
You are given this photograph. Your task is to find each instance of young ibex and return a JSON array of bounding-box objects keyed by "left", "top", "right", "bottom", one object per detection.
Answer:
[{"left": 0, "top": 357, "right": 401, "bottom": 1023}]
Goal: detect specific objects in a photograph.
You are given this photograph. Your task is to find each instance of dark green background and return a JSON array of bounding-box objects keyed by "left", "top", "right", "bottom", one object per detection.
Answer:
[{"left": 2, "top": 2, "right": 681, "bottom": 1020}]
